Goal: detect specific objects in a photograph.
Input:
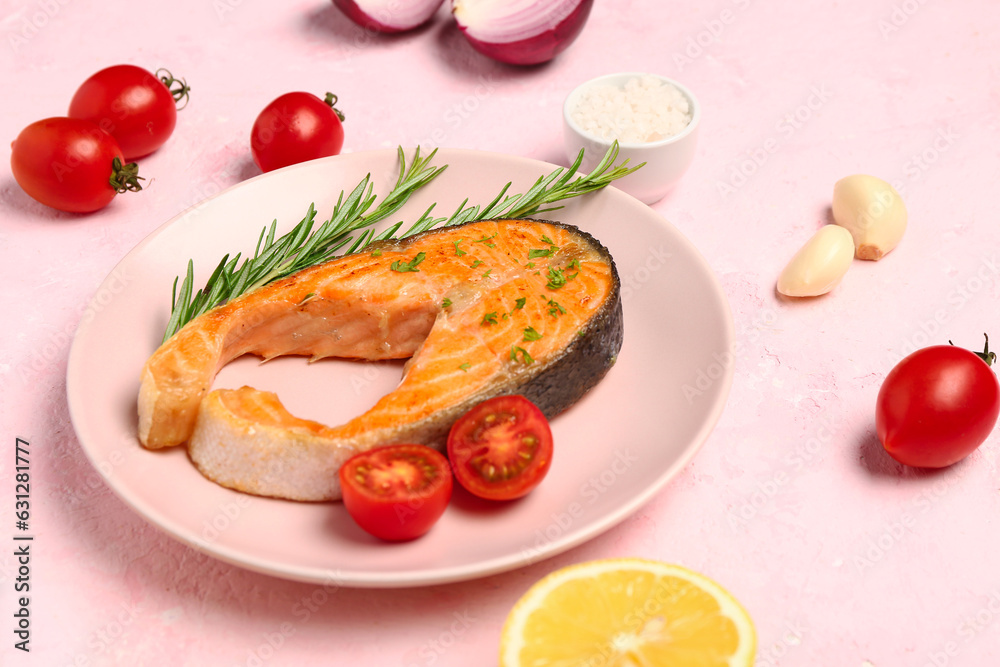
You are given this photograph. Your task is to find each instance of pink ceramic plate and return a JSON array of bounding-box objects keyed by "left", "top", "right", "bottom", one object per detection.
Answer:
[{"left": 66, "top": 148, "right": 733, "bottom": 587}]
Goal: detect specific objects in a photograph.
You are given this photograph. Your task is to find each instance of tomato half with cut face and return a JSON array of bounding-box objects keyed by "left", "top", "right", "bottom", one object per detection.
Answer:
[
  {"left": 339, "top": 444, "right": 452, "bottom": 541},
  {"left": 447, "top": 395, "right": 553, "bottom": 500}
]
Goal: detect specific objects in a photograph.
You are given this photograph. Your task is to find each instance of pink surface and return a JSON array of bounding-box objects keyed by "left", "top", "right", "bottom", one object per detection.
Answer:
[{"left": 2, "top": 1, "right": 999, "bottom": 665}]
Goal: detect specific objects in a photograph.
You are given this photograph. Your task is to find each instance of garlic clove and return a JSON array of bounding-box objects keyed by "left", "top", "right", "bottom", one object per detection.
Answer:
[
  {"left": 832, "top": 174, "right": 907, "bottom": 261},
  {"left": 777, "top": 225, "right": 855, "bottom": 297}
]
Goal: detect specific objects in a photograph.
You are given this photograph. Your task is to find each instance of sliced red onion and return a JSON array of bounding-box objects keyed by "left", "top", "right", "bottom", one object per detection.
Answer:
[
  {"left": 333, "top": 0, "right": 445, "bottom": 34},
  {"left": 451, "top": 0, "right": 593, "bottom": 65}
]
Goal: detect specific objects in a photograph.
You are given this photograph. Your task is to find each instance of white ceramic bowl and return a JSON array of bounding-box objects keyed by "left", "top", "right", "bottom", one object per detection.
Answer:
[{"left": 563, "top": 72, "right": 701, "bottom": 205}]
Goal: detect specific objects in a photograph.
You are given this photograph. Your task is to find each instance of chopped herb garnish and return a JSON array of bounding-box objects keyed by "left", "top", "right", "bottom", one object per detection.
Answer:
[
  {"left": 546, "top": 267, "right": 567, "bottom": 290},
  {"left": 442, "top": 297, "right": 452, "bottom": 308},
  {"left": 474, "top": 233, "right": 498, "bottom": 248},
  {"left": 567, "top": 272, "right": 579, "bottom": 281},
  {"left": 391, "top": 251, "right": 426, "bottom": 273},
  {"left": 370, "top": 249, "right": 382, "bottom": 257},
  {"left": 298, "top": 292, "right": 316, "bottom": 305},
  {"left": 453, "top": 240, "right": 467, "bottom": 257},
  {"left": 523, "top": 327, "right": 542, "bottom": 342},
  {"left": 541, "top": 234, "right": 555, "bottom": 245},
  {"left": 481, "top": 311, "right": 499, "bottom": 326},
  {"left": 528, "top": 248, "right": 555, "bottom": 259},
  {"left": 482, "top": 269, "right": 492, "bottom": 278},
  {"left": 502, "top": 312, "right": 509, "bottom": 320},
  {"left": 514, "top": 297, "right": 526, "bottom": 310},
  {"left": 547, "top": 299, "right": 566, "bottom": 317},
  {"left": 577, "top": 330, "right": 586, "bottom": 337},
  {"left": 526, "top": 262, "right": 535, "bottom": 269},
  {"left": 567, "top": 259, "right": 580, "bottom": 269},
  {"left": 470, "top": 259, "right": 484, "bottom": 269},
  {"left": 510, "top": 345, "right": 534, "bottom": 365},
  {"left": 459, "top": 363, "right": 471, "bottom": 372}
]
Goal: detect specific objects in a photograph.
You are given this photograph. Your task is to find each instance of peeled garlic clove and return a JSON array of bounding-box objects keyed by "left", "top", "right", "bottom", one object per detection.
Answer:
[
  {"left": 832, "top": 174, "right": 907, "bottom": 261},
  {"left": 777, "top": 225, "right": 855, "bottom": 297}
]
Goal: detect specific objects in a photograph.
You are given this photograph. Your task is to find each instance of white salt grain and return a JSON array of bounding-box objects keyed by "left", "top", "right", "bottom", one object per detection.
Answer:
[{"left": 572, "top": 75, "right": 692, "bottom": 144}]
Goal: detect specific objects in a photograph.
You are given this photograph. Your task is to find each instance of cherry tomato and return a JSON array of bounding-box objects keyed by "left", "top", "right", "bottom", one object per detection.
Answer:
[
  {"left": 10, "top": 117, "right": 143, "bottom": 213},
  {"left": 876, "top": 335, "right": 1000, "bottom": 468},
  {"left": 447, "top": 395, "right": 553, "bottom": 500},
  {"left": 250, "top": 92, "right": 346, "bottom": 173},
  {"left": 339, "top": 444, "right": 452, "bottom": 541},
  {"left": 68, "top": 64, "right": 189, "bottom": 160}
]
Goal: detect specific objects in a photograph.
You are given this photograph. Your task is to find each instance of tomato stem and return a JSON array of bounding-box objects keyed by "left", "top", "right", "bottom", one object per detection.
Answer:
[
  {"left": 949, "top": 333, "right": 996, "bottom": 366},
  {"left": 978, "top": 333, "right": 996, "bottom": 366},
  {"left": 157, "top": 68, "right": 191, "bottom": 110},
  {"left": 323, "top": 92, "right": 346, "bottom": 122},
  {"left": 109, "top": 157, "right": 144, "bottom": 194}
]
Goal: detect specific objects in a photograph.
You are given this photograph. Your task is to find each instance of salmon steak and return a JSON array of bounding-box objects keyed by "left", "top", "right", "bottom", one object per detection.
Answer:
[{"left": 138, "top": 218, "right": 623, "bottom": 500}]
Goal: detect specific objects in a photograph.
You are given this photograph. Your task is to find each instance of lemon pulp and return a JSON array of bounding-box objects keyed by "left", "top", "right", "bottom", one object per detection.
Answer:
[{"left": 500, "top": 558, "right": 756, "bottom": 667}]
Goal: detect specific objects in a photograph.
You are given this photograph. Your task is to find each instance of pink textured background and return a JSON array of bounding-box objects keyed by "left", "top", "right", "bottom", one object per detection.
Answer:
[{"left": 3, "top": 0, "right": 1000, "bottom": 665}]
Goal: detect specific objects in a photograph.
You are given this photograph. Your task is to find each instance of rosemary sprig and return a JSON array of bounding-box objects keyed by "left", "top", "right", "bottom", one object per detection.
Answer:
[
  {"left": 395, "top": 141, "right": 643, "bottom": 237},
  {"left": 162, "top": 142, "right": 641, "bottom": 342},
  {"left": 162, "top": 147, "right": 445, "bottom": 341}
]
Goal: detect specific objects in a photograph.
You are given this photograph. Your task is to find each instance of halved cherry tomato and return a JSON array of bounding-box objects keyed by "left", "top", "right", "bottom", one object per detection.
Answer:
[
  {"left": 877, "top": 335, "right": 1000, "bottom": 468},
  {"left": 447, "top": 395, "right": 553, "bottom": 500},
  {"left": 339, "top": 444, "right": 452, "bottom": 541}
]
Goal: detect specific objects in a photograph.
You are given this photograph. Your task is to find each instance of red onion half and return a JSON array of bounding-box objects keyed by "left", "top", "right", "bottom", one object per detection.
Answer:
[
  {"left": 451, "top": 0, "right": 593, "bottom": 66},
  {"left": 333, "top": 0, "right": 445, "bottom": 33}
]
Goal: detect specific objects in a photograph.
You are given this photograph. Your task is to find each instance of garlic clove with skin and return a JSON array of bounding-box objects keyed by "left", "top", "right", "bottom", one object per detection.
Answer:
[
  {"left": 777, "top": 225, "right": 855, "bottom": 297},
  {"left": 832, "top": 174, "right": 907, "bottom": 261}
]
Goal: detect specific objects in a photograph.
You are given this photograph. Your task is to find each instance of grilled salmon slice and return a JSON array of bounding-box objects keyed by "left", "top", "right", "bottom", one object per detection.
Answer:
[{"left": 138, "top": 218, "right": 622, "bottom": 500}]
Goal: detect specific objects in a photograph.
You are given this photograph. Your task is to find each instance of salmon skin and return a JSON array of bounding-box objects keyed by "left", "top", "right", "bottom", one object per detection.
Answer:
[{"left": 138, "top": 218, "right": 623, "bottom": 500}]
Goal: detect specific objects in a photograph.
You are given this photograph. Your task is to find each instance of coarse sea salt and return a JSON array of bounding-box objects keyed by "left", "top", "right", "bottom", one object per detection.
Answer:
[{"left": 571, "top": 75, "right": 692, "bottom": 144}]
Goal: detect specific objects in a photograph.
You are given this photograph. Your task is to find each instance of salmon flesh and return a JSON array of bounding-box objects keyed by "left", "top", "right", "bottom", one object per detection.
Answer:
[{"left": 138, "top": 218, "right": 623, "bottom": 500}]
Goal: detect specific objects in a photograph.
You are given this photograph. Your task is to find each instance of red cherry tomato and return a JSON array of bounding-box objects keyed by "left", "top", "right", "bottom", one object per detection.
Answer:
[
  {"left": 10, "top": 117, "right": 143, "bottom": 213},
  {"left": 68, "top": 64, "right": 189, "bottom": 160},
  {"left": 250, "top": 92, "right": 346, "bottom": 173},
  {"left": 876, "top": 335, "right": 1000, "bottom": 468},
  {"left": 339, "top": 444, "right": 452, "bottom": 541},
  {"left": 447, "top": 395, "right": 553, "bottom": 500}
]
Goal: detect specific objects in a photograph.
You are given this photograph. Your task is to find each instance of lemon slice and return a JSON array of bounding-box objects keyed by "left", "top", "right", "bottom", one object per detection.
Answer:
[{"left": 500, "top": 558, "right": 756, "bottom": 667}]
